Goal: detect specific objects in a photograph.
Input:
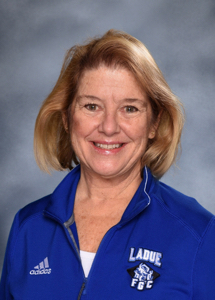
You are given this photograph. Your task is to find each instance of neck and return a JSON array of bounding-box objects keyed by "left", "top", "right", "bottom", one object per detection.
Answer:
[{"left": 76, "top": 165, "right": 142, "bottom": 205}]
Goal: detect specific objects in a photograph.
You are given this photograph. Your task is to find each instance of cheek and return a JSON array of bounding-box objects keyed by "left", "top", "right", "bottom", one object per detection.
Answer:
[
  {"left": 123, "top": 119, "right": 151, "bottom": 141},
  {"left": 71, "top": 113, "right": 98, "bottom": 140},
  {"left": 70, "top": 114, "right": 85, "bottom": 145},
  {"left": 71, "top": 117, "right": 82, "bottom": 135}
]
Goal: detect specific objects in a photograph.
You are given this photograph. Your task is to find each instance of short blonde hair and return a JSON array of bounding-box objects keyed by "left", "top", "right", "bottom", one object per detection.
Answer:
[{"left": 34, "top": 29, "right": 184, "bottom": 178}]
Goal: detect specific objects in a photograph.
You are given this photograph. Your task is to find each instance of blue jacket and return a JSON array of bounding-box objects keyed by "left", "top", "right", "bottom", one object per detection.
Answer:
[{"left": 1, "top": 165, "right": 215, "bottom": 299}]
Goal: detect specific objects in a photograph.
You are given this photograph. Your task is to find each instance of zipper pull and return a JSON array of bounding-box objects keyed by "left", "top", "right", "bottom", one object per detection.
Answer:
[{"left": 77, "top": 279, "right": 87, "bottom": 299}]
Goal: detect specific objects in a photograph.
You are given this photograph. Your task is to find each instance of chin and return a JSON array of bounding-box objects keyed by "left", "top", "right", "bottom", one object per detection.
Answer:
[
  {"left": 94, "top": 168, "right": 121, "bottom": 178},
  {"left": 84, "top": 162, "right": 120, "bottom": 178},
  {"left": 89, "top": 164, "right": 135, "bottom": 179}
]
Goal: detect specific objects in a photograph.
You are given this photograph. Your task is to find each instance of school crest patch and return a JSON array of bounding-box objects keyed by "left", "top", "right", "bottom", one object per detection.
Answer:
[{"left": 127, "top": 262, "right": 160, "bottom": 291}]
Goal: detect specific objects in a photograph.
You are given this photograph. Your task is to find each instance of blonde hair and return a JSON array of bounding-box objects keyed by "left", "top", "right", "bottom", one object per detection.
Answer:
[{"left": 34, "top": 29, "right": 184, "bottom": 178}]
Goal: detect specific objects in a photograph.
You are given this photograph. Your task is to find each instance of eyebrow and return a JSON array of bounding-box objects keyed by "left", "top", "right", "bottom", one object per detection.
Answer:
[
  {"left": 76, "top": 95, "right": 101, "bottom": 101},
  {"left": 76, "top": 95, "right": 147, "bottom": 105}
]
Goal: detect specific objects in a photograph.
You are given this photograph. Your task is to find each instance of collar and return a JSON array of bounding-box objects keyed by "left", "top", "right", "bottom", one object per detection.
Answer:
[{"left": 43, "top": 165, "right": 156, "bottom": 225}]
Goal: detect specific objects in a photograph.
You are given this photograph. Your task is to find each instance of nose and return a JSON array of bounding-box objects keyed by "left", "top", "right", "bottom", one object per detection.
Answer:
[{"left": 98, "top": 110, "right": 120, "bottom": 136}]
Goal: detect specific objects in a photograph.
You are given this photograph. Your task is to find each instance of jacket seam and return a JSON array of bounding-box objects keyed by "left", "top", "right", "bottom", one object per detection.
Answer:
[
  {"left": 190, "top": 216, "right": 215, "bottom": 300},
  {"left": 152, "top": 194, "right": 203, "bottom": 241},
  {"left": 143, "top": 166, "right": 151, "bottom": 206}
]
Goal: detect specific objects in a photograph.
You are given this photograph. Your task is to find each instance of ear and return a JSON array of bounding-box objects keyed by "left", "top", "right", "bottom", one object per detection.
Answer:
[
  {"left": 62, "top": 111, "right": 69, "bottom": 133},
  {"left": 148, "top": 110, "right": 162, "bottom": 139}
]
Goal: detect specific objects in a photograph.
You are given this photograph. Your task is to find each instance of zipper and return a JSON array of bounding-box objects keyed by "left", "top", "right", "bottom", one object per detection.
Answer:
[
  {"left": 77, "top": 280, "right": 86, "bottom": 300},
  {"left": 44, "top": 211, "right": 87, "bottom": 298}
]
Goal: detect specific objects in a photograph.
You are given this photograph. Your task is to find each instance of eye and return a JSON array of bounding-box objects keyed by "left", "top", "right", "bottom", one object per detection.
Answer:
[
  {"left": 84, "top": 103, "right": 98, "bottom": 111},
  {"left": 124, "top": 106, "right": 138, "bottom": 113}
]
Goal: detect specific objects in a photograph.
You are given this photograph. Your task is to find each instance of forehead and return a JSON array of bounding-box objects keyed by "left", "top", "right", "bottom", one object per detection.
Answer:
[{"left": 76, "top": 66, "right": 148, "bottom": 101}]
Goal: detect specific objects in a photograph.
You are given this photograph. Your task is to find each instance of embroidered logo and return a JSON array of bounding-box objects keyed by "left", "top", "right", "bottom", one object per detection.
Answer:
[
  {"left": 127, "top": 263, "right": 160, "bottom": 291},
  {"left": 29, "top": 257, "right": 51, "bottom": 275},
  {"left": 129, "top": 247, "right": 162, "bottom": 267}
]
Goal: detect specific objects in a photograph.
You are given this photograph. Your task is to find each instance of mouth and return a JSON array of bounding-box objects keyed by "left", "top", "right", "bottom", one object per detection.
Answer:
[{"left": 93, "top": 142, "right": 123, "bottom": 150}]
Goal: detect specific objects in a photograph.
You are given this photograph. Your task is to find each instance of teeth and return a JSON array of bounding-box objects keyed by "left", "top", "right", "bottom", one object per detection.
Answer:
[{"left": 95, "top": 143, "right": 122, "bottom": 149}]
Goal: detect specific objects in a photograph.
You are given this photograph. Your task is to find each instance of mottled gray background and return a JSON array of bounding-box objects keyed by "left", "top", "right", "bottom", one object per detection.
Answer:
[{"left": 0, "top": 0, "right": 215, "bottom": 273}]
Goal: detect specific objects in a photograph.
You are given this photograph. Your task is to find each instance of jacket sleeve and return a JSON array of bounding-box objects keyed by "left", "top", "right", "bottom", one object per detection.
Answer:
[
  {"left": 0, "top": 211, "right": 20, "bottom": 300},
  {"left": 192, "top": 216, "right": 215, "bottom": 299}
]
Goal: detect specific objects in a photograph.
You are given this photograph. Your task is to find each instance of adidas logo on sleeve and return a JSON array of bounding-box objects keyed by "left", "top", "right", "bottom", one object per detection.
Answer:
[{"left": 30, "top": 257, "right": 51, "bottom": 275}]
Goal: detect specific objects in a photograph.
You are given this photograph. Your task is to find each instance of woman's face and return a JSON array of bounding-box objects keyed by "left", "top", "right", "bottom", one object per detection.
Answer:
[{"left": 69, "top": 66, "right": 155, "bottom": 179}]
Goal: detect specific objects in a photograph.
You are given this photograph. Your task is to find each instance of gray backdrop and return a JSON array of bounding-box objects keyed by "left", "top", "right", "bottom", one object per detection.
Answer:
[{"left": 0, "top": 0, "right": 215, "bottom": 273}]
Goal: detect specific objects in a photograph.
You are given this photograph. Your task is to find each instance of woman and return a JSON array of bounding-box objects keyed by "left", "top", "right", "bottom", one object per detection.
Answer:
[{"left": 1, "top": 29, "right": 215, "bottom": 299}]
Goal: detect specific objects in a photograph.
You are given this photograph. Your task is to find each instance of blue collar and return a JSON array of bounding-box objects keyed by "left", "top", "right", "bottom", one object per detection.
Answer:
[{"left": 44, "top": 165, "right": 156, "bottom": 225}]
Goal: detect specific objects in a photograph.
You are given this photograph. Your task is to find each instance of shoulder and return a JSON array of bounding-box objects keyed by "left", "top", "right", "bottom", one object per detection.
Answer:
[
  {"left": 14, "top": 165, "right": 81, "bottom": 228},
  {"left": 14, "top": 195, "right": 52, "bottom": 230},
  {"left": 152, "top": 180, "right": 215, "bottom": 239}
]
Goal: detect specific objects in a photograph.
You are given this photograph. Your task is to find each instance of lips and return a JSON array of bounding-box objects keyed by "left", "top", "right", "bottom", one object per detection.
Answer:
[{"left": 94, "top": 143, "right": 123, "bottom": 150}]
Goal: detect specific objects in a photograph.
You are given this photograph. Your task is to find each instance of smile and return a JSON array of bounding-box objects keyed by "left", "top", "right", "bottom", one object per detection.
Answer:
[{"left": 94, "top": 143, "right": 123, "bottom": 150}]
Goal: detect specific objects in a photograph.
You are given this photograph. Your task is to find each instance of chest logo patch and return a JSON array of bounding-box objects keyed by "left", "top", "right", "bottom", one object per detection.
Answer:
[
  {"left": 127, "top": 248, "right": 162, "bottom": 291},
  {"left": 127, "top": 263, "right": 160, "bottom": 291}
]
